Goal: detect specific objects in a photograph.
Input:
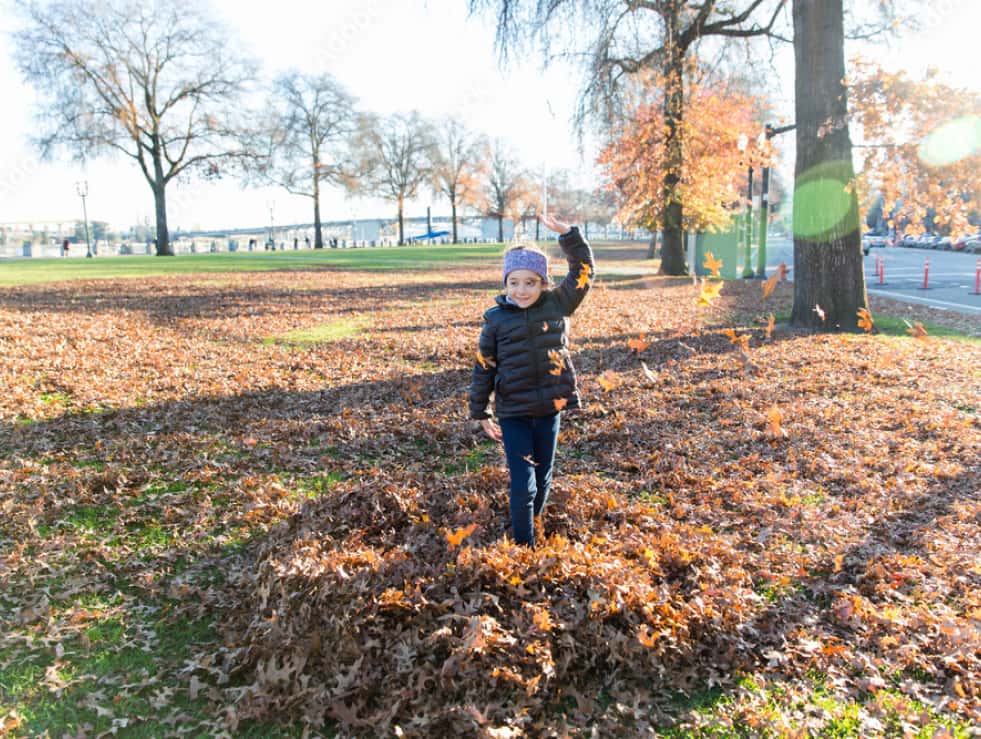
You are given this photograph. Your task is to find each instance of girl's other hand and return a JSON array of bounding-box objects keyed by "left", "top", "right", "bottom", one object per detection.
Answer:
[
  {"left": 539, "top": 213, "right": 572, "bottom": 235},
  {"left": 480, "top": 418, "right": 502, "bottom": 442}
]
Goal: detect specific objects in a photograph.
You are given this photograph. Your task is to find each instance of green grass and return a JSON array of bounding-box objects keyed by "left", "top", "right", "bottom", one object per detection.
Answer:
[
  {"left": 294, "top": 472, "right": 344, "bottom": 499},
  {"left": 0, "top": 243, "right": 505, "bottom": 287},
  {"left": 871, "top": 315, "right": 981, "bottom": 343},
  {"left": 441, "top": 439, "right": 497, "bottom": 475},
  {"left": 266, "top": 317, "right": 372, "bottom": 346},
  {"left": 773, "top": 312, "right": 980, "bottom": 343}
]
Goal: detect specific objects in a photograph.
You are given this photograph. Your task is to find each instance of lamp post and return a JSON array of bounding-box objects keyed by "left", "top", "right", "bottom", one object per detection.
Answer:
[
  {"left": 75, "top": 180, "right": 92, "bottom": 258},
  {"left": 267, "top": 200, "right": 275, "bottom": 250},
  {"left": 736, "top": 136, "right": 754, "bottom": 277},
  {"left": 757, "top": 123, "right": 796, "bottom": 278}
]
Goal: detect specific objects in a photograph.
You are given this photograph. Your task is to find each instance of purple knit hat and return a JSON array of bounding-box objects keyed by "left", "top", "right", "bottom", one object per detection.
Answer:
[{"left": 502, "top": 248, "right": 549, "bottom": 284}]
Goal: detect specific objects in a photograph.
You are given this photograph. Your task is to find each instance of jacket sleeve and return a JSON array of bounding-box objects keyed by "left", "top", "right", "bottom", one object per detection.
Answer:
[
  {"left": 553, "top": 226, "right": 595, "bottom": 316},
  {"left": 468, "top": 316, "right": 498, "bottom": 420}
]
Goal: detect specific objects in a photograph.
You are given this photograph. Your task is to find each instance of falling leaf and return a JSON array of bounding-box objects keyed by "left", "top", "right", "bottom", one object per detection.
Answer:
[
  {"left": 762, "top": 272, "right": 780, "bottom": 299},
  {"left": 547, "top": 349, "right": 563, "bottom": 376},
  {"left": 445, "top": 523, "right": 478, "bottom": 548},
  {"left": 541, "top": 322, "right": 549, "bottom": 333},
  {"left": 696, "top": 279, "right": 723, "bottom": 307},
  {"left": 640, "top": 361, "right": 658, "bottom": 384},
  {"left": 857, "top": 307, "right": 874, "bottom": 333},
  {"left": 904, "top": 319, "right": 928, "bottom": 339},
  {"left": 597, "top": 370, "right": 618, "bottom": 392},
  {"left": 521, "top": 454, "right": 538, "bottom": 467},
  {"left": 766, "top": 406, "right": 787, "bottom": 439},
  {"left": 813, "top": 304, "right": 826, "bottom": 322},
  {"left": 765, "top": 313, "right": 775, "bottom": 339},
  {"left": 722, "top": 328, "right": 751, "bottom": 351},
  {"left": 553, "top": 397, "right": 568, "bottom": 411},
  {"left": 476, "top": 350, "right": 495, "bottom": 370},
  {"left": 702, "top": 251, "right": 723, "bottom": 278},
  {"left": 627, "top": 336, "right": 649, "bottom": 353},
  {"left": 576, "top": 263, "right": 592, "bottom": 290}
]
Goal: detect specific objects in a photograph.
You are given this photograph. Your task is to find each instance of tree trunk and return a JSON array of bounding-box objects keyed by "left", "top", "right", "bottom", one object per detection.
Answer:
[
  {"left": 152, "top": 183, "right": 172, "bottom": 256},
  {"left": 497, "top": 214, "right": 503, "bottom": 243},
  {"left": 451, "top": 198, "right": 458, "bottom": 244},
  {"left": 398, "top": 195, "right": 405, "bottom": 246},
  {"left": 658, "top": 16, "right": 688, "bottom": 276},
  {"left": 791, "top": 0, "right": 866, "bottom": 331},
  {"left": 313, "top": 177, "right": 324, "bottom": 249}
]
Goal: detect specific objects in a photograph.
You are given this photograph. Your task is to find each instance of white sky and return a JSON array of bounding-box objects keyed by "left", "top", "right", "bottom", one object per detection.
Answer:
[{"left": 0, "top": 0, "right": 978, "bottom": 233}]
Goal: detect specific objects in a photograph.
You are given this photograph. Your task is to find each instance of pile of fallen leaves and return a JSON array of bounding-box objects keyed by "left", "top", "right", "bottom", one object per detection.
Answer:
[{"left": 0, "top": 247, "right": 978, "bottom": 736}]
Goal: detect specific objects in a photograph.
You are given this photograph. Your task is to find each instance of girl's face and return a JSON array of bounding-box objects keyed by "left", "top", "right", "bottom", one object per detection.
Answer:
[{"left": 505, "top": 269, "right": 545, "bottom": 308}]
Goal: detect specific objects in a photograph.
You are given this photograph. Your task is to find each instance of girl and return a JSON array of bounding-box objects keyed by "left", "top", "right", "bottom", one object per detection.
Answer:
[{"left": 469, "top": 214, "right": 595, "bottom": 546}]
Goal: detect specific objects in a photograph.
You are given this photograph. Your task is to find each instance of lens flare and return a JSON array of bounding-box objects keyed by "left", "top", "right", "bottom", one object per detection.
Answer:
[
  {"left": 792, "top": 173, "right": 856, "bottom": 239},
  {"left": 917, "top": 115, "right": 981, "bottom": 167}
]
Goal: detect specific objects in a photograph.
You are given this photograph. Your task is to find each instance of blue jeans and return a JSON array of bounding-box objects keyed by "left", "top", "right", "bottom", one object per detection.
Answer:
[{"left": 498, "top": 413, "right": 561, "bottom": 546}]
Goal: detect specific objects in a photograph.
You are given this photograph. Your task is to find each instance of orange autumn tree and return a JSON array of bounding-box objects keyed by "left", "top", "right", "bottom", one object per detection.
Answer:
[
  {"left": 849, "top": 59, "right": 981, "bottom": 237},
  {"left": 598, "top": 69, "right": 774, "bottom": 260}
]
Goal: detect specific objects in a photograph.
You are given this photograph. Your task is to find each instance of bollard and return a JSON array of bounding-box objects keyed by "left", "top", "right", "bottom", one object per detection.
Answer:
[
  {"left": 921, "top": 258, "right": 930, "bottom": 290},
  {"left": 878, "top": 256, "right": 885, "bottom": 285},
  {"left": 974, "top": 258, "right": 980, "bottom": 295}
]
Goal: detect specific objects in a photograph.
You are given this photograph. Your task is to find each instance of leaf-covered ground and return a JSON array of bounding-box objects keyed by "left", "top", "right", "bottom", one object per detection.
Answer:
[{"left": 1, "top": 244, "right": 979, "bottom": 737}]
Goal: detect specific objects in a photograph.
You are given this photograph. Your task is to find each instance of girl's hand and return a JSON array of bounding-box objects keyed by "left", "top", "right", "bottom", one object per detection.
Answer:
[
  {"left": 539, "top": 213, "right": 572, "bottom": 236},
  {"left": 480, "top": 418, "right": 502, "bottom": 442}
]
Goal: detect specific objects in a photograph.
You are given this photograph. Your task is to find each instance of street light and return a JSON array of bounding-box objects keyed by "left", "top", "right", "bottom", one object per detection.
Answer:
[
  {"left": 736, "top": 136, "right": 754, "bottom": 277},
  {"left": 267, "top": 200, "right": 275, "bottom": 250},
  {"left": 75, "top": 180, "right": 92, "bottom": 258},
  {"left": 757, "top": 123, "right": 796, "bottom": 278}
]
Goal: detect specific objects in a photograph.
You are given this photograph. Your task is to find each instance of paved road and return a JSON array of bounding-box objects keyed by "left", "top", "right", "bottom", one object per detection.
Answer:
[{"left": 761, "top": 237, "right": 981, "bottom": 316}]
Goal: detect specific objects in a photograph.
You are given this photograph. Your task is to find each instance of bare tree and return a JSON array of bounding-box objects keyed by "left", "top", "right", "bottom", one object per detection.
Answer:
[
  {"left": 13, "top": 0, "right": 256, "bottom": 256},
  {"left": 429, "top": 120, "right": 489, "bottom": 244},
  {"left": 483, "top": 140, "right": 529, "bottom": 243},
  {"left": 355, "top": 112, "right": 433, "bottom": 246},
  {"left": 251, "top": 72, "right": 359, "bottom": 249},
  {"left": 790, "top": 0, "right": 866, "bottom": 330},
  {"left": 468, "top": 0, "right": 785, "bottom": 274}
]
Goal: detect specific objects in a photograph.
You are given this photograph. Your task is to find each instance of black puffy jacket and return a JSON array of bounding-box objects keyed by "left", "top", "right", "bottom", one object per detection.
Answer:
[{"left": 469, "top": 227, "right": 594, "bottom": 420}]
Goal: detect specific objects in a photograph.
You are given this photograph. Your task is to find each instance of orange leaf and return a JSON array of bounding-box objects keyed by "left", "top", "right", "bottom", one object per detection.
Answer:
[
  {"left": 702, "top": 251, "right": 723, "bottom": 278},
  {"left": 723, "top": 328, "right": 750, "bottom": 351},
  {"left": 476, "top": 350, "right": 495, "bottom": 370},
  {"left": 856, "top": 307, "right": 874, "bottom": 333},
  {"left": 766, "top": 406, "right": 787, "bottom": 439},
  {"left": 547, "top": 349, "right": 563, "bottom": 376},
  {"left": 627, "top": 336, "right": 649, "bottom": 353},
  {"left": 813, "top": 304, "right": 826, "bottom": 322},
  {"left": 553, "top": 397, "right": 568, "bottom": 411},
  {"left": 762, "top": 271, "right": 780, "bottom": 299},
  {"left": 637, "top": 624, "right": 659, "bottom": 648},
  {"left": 597, "top": 370, "right": 618, "bottom": 392},
  {"left": 576, "top": 263, "right": 592, "bottom": 290},
  {"left": 445, "top": 523, "right": 478, "bottom": 548},
  {"left": 904, "top": 320, "right": 928, "bottom": 339},
  {"left": 697, "top": 279, "right": 723, "bottom": 307},
  {"left": 765, "top": 313, "right": 775, "bottom": 339}
]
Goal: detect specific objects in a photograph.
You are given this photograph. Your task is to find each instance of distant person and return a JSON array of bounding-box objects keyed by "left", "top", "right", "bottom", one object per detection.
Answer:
[
  {"left": 62, "top": 239, "right": 69, "bottom": 257},
  {"left": 468, "top": 213, "right": 595, "bottom": 547}
]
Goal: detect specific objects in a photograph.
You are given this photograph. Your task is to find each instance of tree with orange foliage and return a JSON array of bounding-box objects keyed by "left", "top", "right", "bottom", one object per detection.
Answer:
[
  {"left": 467, "top": 0, "right": 785, "bottom": 275},
  {"left": 598, "top": 68, "right": 773, "bottom": 243},
  {"left": 848, "top": 59, "right": 981, "bottom": 239}
]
